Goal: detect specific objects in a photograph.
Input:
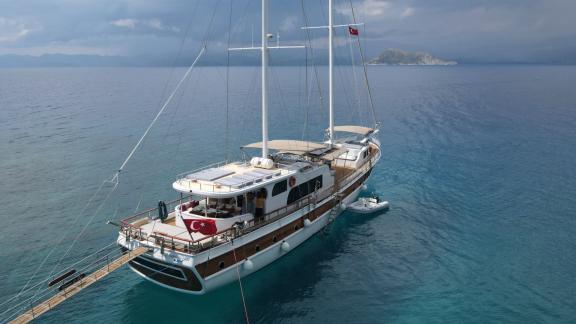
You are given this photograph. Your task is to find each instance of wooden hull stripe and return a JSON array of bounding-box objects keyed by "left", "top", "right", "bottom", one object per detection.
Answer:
[{"left": 195, "top": 168, "right": 372, "bottom": 278}]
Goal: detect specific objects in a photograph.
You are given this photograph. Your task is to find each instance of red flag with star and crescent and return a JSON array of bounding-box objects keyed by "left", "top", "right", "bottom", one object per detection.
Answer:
[
  {"left": 183, "top": 218, "right": 218, "bottom": 236},
  {"left": 349, "top": 26, "right": 359, "bottom": 36}
]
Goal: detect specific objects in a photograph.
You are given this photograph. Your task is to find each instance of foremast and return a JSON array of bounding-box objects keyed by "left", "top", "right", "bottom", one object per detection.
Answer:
[{"left": 261, "top": 0, "right": 269, "bottom": 158}]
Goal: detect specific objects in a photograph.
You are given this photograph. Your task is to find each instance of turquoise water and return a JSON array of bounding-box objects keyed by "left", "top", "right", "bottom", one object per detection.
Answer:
[{"left": 1, "top": 65, "right": 576, "bottom": 323}]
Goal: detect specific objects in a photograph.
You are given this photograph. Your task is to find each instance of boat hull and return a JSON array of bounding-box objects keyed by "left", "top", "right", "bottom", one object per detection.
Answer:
[{"left": 120, "top": 168, "right": 370, "bottom": 294}]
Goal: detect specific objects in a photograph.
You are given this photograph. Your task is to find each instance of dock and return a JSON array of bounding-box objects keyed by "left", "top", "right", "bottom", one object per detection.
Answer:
[{"left": 9, "top": 247, "right": 148, "bottom": 324}]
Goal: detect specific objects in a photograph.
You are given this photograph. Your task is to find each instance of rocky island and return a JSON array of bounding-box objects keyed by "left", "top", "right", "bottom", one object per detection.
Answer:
[{"left": 368, "top": 49, "right": 457, "bottom": 65}]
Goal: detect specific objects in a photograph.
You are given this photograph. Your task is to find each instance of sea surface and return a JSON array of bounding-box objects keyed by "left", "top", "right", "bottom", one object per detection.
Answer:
[{"left": 1, "top": 65, "right": 575, "bottom": 323}]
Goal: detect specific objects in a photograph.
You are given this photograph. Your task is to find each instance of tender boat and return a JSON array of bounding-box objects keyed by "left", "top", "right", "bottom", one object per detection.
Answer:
[{"left": 347, "top": 197, "right": 390, "bottom": 214}]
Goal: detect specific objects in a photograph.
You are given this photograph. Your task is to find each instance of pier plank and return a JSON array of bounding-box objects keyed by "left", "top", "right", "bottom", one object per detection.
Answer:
[{"left": 9, "top": 247, "right": 148, "bottom": 324}]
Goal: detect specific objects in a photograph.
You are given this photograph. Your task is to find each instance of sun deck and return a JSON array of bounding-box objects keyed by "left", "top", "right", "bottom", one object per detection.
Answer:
[{"left": 172, "top": 160, "right": 314, "bottom": 197}]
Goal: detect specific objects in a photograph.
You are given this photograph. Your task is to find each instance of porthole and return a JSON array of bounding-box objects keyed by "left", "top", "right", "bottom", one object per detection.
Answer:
[
  {"left": 273, "top": 236, "right": 277, "bottom": 243},
  {"left": 294, "top": 225, "right": 299, "bottom": 231},
  {"left": 218, "top": 261, "right": 225, "bottom": 269},
  {"left": 255, "top": 245, "right": 261, "bottom": 252}
]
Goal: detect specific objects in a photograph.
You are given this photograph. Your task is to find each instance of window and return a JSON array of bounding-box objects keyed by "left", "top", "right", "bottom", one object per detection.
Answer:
[
  {"left": 272, "top": 180, "right": 287, "bottom": 197},
  {"left": 287, "top": 175, "right": 323, "bottom": 204},
  {"left": 311, "top": 175, "right": 323, "bottom": 190},
  {"left": 132, "top": 257, "right": 186, "bottom": 280}
]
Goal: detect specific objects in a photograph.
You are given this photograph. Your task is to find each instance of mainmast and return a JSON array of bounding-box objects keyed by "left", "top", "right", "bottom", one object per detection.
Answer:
[
  {"left": 229, "top": 0, "right": 302, "bottom": 159},
  {"left": 328, "top": 0, "right": 335, "bottom": 144},
  {"left": 261, "top": 0, "right": 269, "bottom": 158},
  {"left": 302, "top": 1, "right": 363, "bottom": 144}
]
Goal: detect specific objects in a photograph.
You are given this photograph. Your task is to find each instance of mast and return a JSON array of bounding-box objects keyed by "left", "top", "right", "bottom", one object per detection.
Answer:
[
  {"left": 328, "top": 0, "right": 335, "bottom": 144},
  {"left": 261, "top": 0, "right": 269, "bottom": 158}
]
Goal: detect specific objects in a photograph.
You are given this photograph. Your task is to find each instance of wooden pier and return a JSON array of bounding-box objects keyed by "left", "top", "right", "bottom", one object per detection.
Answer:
[{"left": 9, "top": 247, "right": 148, "bottom": 324}]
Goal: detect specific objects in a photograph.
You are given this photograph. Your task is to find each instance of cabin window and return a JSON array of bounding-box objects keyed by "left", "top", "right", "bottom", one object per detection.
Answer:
[
  {"left": 132, "top": 257, "right": 186, "bottom": 280},
  {"left": 286, "top": 175, "right": 323, "bottom": 204},
  {"left": 311, "top": 175, "right": 323, "bottom": 190},
  {"left": 272, "top": 180, "right": 287, "bottom": 197}
]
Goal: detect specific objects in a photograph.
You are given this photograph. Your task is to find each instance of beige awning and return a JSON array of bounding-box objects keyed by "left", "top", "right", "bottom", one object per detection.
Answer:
[
  {"left": 243, "top": 140, "right": 326, "bottom": 154},
  {"left": 328, "top": 125, "right": 374, "bottom": 136},
  {"left": 319, "top": 148, "right": 349, "bottom": 161}
]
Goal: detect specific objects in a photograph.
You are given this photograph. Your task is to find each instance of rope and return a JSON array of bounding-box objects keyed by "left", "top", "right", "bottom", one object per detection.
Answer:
[
  {"left": 0, "top": 241, "right": 117, "bottom": 311},
  {"left": 114, "top": 45, "right": 207, "bottom": 179},
  {"left": 8, "top": 179, "right": 108, "bottom": 307},
  {"left": 231, "top": 243, "right": 250, "bottom": 324},
  {"left": 0, "top": 242, "right": 119, "bottom": 319},
  {"left": 4, "top": 2, "right": 222, "bottom": 317},
  {"left": 347, "top": 0, "right": 379, "bottom": 128},
  {"left": 300, "top": 0, "right": 326, "bottom": 115}
]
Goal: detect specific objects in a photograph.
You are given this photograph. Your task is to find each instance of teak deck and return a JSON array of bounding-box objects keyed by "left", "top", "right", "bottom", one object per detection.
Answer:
[{"left": 9, "top": 247, "right": 148, "bottom": 324}]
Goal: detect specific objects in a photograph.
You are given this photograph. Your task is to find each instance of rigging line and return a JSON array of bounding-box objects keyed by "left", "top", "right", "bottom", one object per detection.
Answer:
[
  {"left": 9, "top": 1, "right": 213, "bottom": 312},
  {"left": 347, "top": 0, "right": 378, "bottom": 128},
  {"left": 41, "top": 179, "right": 120, "bottom": 295},
  {"left": 347, "top": 30, "right": 364, "bottom": 124},
  {"left": 200, "top": 0, "right": 224, "bottom": 46},
  {"left": 268, "top": 58, "right": 289, "bottom": 126},
  {"left": 10, "top": 179, "right": 108, "bottom": 305},
  {"left": 44, "top": 38, "right": 206, "bottom": 286},
  {"left": 154, "top": 0, "right": 201, "bottom": 127},
  {"left": 237, "top": 68, "right": 260, "bottom": 144},
  {"left": 2, "top": 245, "right": 131, "bottom": 321},
  {"left": 118, "top": 0, "right": 218, "bottom": 179},
  {"left": 326, "top": 5, "right": 355, "bottom": 119},
  {"left": 1, "top": 248, "right": 122, "bottom": 320},
  {"left": 300, "top": 0, "right": 326, "bottom": 113},
  {"left": 301, "top": 46, "right": 310, "bottom": 141},
  {"left": 133, "top": 194, "right": 144, "bottom": 213},
  {"left": 0, "top": 241, "right": 117, "bottom": 311},
  {"left": 231, "top": 242, "right": 250, "bottom": 324},
  {"left": 114, "top": 45, "right": 207, "bottom": 179}
]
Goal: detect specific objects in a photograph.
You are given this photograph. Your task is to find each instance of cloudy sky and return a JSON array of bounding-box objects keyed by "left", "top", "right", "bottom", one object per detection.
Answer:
[{"left": 1, "top": 0, "right": 575, "bottom": 63}]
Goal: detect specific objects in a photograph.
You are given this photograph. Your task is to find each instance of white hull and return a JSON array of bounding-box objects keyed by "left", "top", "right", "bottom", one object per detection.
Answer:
[{"left": 120, "top": 170, "right": 367, "bottom": 295}]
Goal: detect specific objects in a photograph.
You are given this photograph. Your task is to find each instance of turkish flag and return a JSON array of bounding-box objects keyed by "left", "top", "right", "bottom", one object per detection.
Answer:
[
  {"left": 183, "top": 218, "right": 218, "bottom": 236},
  {"left": 348, "top": 26, "right": 359, "bottom": 36}
]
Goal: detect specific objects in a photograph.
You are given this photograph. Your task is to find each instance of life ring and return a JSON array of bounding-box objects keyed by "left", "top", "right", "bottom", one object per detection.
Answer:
[{"left": 289, "top": 176, "right": 296, "bottom": 187}]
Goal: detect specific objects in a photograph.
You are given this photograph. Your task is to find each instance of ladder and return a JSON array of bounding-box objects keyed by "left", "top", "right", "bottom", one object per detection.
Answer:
[
  {"left": 9, "top": 246, "right": 148, "bottom": 324},
  {"left": 323, "top": 176, "right": 343, "bottom": 234}
]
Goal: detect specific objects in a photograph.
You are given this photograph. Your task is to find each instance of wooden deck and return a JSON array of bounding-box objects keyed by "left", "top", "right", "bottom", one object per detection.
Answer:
[{"left": 9, "top": 247, "right": 148, "bottom": 324}]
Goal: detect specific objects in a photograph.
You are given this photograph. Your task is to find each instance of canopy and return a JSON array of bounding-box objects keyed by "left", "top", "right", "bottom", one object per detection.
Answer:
[
  {"left": 328, "top": 125, "right": 374, "bottom": 136},
  {"left": 243, "top": 140, "right": 326, "bottom": 154},
  {"left": 318, "top": 148, "right": 348, "bottom": 161}
]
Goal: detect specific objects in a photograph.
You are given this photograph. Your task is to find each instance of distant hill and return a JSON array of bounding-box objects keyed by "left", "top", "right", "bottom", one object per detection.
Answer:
[{"left": 368, "top": 49, "right": 457, "bottom": 66}]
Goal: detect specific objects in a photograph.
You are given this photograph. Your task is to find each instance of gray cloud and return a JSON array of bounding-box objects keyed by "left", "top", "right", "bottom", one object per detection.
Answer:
[{"left": 0, "top": 0, "right": 575, "bottom": 63}]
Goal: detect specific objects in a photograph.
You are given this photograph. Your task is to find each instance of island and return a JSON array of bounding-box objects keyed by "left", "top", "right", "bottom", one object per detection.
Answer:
[{"left": 368, "top": 49, "right": 457, "bottom": 66}]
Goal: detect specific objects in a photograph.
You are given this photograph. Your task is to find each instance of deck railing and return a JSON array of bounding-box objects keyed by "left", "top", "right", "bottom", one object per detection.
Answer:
[
  {"left": 118, "top": 149, "right": 380, "bottom": 255},
  {"left": 119, "top": 194, "right": 316, "bottom": 255}
]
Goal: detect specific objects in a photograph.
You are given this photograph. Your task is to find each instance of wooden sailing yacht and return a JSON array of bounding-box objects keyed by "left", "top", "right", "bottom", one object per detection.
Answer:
[{"left": 117, "top": 0, "right": 380, "bottom": 294}]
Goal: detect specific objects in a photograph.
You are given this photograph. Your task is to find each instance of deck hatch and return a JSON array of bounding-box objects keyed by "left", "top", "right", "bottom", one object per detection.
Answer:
[{"left": 187, "top": 168, "right": 235, "bottom": 181}]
